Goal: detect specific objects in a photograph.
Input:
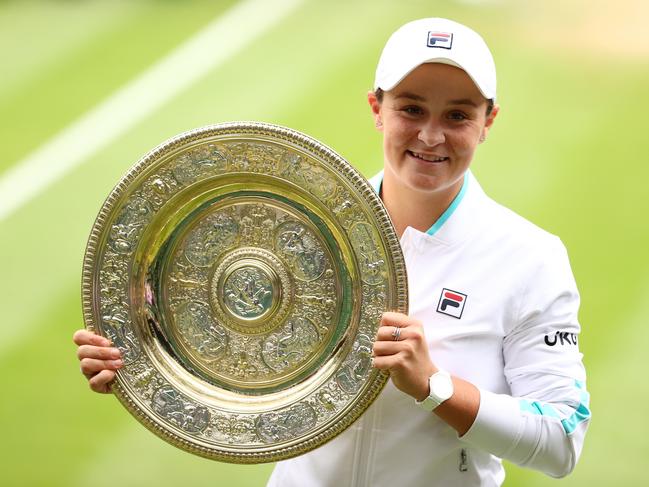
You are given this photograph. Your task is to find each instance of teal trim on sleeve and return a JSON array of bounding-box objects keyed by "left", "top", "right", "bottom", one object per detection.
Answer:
[
  {"left": 426, "top": 174, "right": 469, "bottom": 236},
  {"left": 519, "top": 380, "right": 591, "bottom": 436},
  {"left": 519, "top": 399, "right": 561, "bottom": 419},
  {"left": 561, "top": 402, "right": 591, "bottom": 435},
  {"left": 562, "top": 381, "right": 591, "bottom": 435}
]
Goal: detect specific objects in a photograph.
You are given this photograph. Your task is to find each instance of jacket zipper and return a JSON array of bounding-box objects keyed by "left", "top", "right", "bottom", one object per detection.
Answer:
[{"left": 459, "top": 448, "right": 468, "bottom": 472}]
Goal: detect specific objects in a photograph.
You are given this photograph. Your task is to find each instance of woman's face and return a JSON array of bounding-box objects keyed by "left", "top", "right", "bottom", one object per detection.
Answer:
[{"left": 369, "top": 63, "right": 498, "bottom": 199}]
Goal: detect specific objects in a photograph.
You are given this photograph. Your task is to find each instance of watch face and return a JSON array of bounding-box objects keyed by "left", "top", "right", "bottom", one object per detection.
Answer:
[{"left": 431, "top": 373, "right": 453, "bottom": 401}]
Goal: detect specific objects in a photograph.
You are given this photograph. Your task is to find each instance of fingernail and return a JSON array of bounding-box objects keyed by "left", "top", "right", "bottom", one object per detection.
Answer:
[
  {"left": 110, "top": 348, "right": 121, "bottom": 359},
  {"left": 112, "top": 360, "right": 123, "bottom": 368}
]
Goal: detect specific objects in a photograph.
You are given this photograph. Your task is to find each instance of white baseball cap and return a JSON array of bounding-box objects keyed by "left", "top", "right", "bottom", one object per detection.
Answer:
[{"left": 374, "top": 18, "right": 497, "bottom": 100}]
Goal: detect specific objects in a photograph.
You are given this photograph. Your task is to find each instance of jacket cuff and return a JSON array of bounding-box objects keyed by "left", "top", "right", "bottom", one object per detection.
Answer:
[{"left": 459, "top": 389, "right": 523, "bottom": 457}]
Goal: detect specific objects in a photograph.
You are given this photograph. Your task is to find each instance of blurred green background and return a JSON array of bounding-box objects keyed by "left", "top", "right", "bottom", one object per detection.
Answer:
[{"left": 1, "top": 0, "right": 647, "bottom": 485}]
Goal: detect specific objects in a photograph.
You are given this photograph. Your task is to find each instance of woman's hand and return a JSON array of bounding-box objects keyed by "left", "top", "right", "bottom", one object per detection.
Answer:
[
  {"left": 372, "top": 312, "right": 480, "bottom": 434},
  {"left": 73, "top": 329, "right": 123, "bottom": 394},
  {"left": 372, "top": 311, "right": 436, "bottom": 401}
]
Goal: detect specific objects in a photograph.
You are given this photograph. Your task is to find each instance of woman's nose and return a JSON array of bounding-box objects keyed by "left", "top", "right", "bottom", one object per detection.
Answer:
[{"left": 418, "top": 121, "right": 445, "bottom": 146}]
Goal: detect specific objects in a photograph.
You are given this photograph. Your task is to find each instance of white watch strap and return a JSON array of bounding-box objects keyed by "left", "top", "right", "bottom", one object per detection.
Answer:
[{"left": 415, "top": 369, "right": 453, "bottom": 412}]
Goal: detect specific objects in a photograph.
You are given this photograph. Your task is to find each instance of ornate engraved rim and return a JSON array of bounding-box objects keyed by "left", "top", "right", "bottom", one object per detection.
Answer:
[{"left": 81, "top": 121, "right": 408, "bottom": 463}]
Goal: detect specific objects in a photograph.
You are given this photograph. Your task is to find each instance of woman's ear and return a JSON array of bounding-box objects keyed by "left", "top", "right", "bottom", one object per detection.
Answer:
[
  {"left": 480, "top": 103, "right": 500, "bottom": 143},
  {"left": 367, "top": 91, "right": 383, "bottom": 131}
]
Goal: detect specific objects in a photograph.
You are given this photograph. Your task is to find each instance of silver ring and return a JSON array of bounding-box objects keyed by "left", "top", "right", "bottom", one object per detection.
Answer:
[{"left": 391, "top": 326, "right": 401, "bottom": 341}]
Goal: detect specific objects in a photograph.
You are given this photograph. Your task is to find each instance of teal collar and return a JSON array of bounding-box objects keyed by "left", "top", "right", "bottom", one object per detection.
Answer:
[{"left": 368, "top": 170, "right": 469, "bottom": 237}]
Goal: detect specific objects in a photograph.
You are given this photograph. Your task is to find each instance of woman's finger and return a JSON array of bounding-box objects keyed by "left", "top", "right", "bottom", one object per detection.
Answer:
[
  {"left": 371, "top": 353, "right": 405, "bottom": 370},
  {"left": 77, "top": 344, "right": 122, "bottom": 361},
  {"left": 380, "top": 311, "right": 419, "bottom": 328},
  {"left": 73, "top": 329, "right": 111, "bottom": 347},
  {"left": 80, "top": 357, "right": 123, "bottom": 376},
  {"left": 88, "top": 369, "right": 116, "bottom": 394},
  {"left": 373, "top": 339, "right": 414, "bottom": 357},
  {"left": 375, "top": 325, "right": 415, "bottom": 342}
]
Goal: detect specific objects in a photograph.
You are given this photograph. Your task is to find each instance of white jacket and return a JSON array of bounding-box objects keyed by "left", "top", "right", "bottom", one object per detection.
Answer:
[{"left": 267, "top": 171, "right": 590, "bottom": 487}]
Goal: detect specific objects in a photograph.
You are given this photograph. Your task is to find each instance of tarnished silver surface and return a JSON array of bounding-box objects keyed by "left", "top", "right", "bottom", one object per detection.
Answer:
[{"left": 82, "top": 122, "right": 408, "bottom": 463}]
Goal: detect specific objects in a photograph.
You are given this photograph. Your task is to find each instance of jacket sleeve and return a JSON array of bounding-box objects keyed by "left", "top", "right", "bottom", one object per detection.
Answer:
[{"left": 459, "top": 236, "right": 591, "bottom": 478}]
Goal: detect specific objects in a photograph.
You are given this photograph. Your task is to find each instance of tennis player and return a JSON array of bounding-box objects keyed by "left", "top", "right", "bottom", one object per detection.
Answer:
[
  {"left": 266, "top": 17, "right": 590, "bottom": 486},
  {"left": 74, "top": 17, "right": 590, "bottom": 487}
]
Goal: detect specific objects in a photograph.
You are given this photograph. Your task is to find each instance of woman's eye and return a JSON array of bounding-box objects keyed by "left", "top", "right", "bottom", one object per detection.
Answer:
[
  {"left": 448, "top": 111, "right": 467, "bottom": 120},
  {"left": 402, "top": 106, "right": 423, "bottom": 115}
]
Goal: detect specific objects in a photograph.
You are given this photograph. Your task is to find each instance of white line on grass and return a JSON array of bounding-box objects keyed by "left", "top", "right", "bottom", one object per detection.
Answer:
[{"left": 0, "top": 0, "right": 305, "bottom": 223}]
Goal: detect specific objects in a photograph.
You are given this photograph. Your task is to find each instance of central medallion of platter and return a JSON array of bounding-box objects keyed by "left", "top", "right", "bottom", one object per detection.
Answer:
[
  {"left": 161, "top": 198, "right": 347, "bottom": 393},
  {"left": 221, "top": 262, "right": 276, "bottom": 322},
  {"left": 211, "top": 247, "right": 292, "bottom": 335}
]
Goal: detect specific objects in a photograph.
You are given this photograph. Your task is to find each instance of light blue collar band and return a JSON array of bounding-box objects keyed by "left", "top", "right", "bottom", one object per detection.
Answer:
[
  {"left": 426, "top": 174, "right": 469, "bottom": 237},
  {"left": 368, "top": 170, "right": 469, "bottom": 237}
]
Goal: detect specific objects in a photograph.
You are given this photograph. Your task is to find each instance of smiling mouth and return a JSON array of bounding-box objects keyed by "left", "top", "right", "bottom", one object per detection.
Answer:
[{"left": 408, "top": 151, "right": 449, "bottom": 163}]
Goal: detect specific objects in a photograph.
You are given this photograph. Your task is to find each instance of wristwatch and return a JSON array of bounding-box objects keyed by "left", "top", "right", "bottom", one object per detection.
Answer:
[{"left": 415, "top": 369, "right": 454, "bottom": 411}]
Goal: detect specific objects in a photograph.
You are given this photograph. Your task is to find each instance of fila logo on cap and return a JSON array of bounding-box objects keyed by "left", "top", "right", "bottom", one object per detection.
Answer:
[
  {"left": 427, "top": 31, "right": 453, "bottom": 49},
  {"left": 437, "top": 288, "right": 467, "bottom": 319}
]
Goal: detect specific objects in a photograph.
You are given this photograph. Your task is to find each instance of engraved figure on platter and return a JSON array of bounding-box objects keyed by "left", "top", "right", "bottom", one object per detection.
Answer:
[
  {"left": 279, "top": 151, "right": 304, "bottom": 180},
  {"left": 123, "top": 197, "right": 153, "bottom": 223},
  {"left": 226, "top": 351, "right": 258, "bottom": 378},
  {"left": 296, "top": 293, "right": 336, "bottom": 334},
  {"left": 245, "top": 142, "right": 281, "bottom": 173},
  {"left": 143, "top": 176, "right": 172, "bottom": 208},
  {"left": 239, "top": 213, "right": 254, "bottom": 242},
  {"left": 207, "top": 144, "right": 228, "bottom": 168},
  {"left": 169, "top": 259, "right": 202, "bottom": 289},
  {"left": 237, "top": 203, "right": 276, "bottom": 244},
  {"left": 228, "top": 142, "right": 250, "bottom": 170},
  {"left": 296, "top": 294, "right": 335, "bottom": 310},
  {"left": 210, "top": 415, "right": 257, "bottom": 444},
  {"left": 175, "top": 301, "right": 227, "bottom": 360},
  {"left": 317, "top": 390, "right": 336, "bottom": 412},
  {"left": 261, "top": 216, "right": 275, "bottom": 244},
  {"left": 224, "top": 267, "right": 273, "bottom": 318},
  {"left": 335, "top": 333, "right": 373, "bottom": 393},
  {"left": 358, "top": 241, "right": 385, "bottom": 284},
  {"left": 275, "top": 223, "right": 326, "bottom": 281},
  {"left": 183, "top": 211, "right": 238, "bottom": 267},
  {"left": 329, "top": 191, "right": 363, "bottom": 228},
  {"left": 108, "top": 223, "right": 139, "bottom": 254},
  {"left": 261, "top": 317, "right": 319, "bottom": 371},
  {"left": 109, "top": 197, "right": 152, "bottom": 252},
  {"left": 101, "top": 305, "right": 128, "bottom": 329},
  {"left": 184, "top": 227, "right": 218, "bottom": 267},
  {"left": 172, "top": 145, "right": 227, "bottom": 184},
  {"left": 152, "top": 386, "right": 209, "bottom": 433},
  {"left": 350, "top": 223, "right": 385, "bottom": 284},
  {"left": 208, "top": 211, "right": 239, "bottom": 248},
  {"left": 99, "top": 261, "right": 126, "bottom": 305},
  {"left": 256, "top": 403, "right": 317, "bottom": 443},
  {"left": 302, "top": 166, "right": 335, "bottom": 199}
]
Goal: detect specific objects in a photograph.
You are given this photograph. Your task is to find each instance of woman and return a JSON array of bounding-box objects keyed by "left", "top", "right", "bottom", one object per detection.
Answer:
[{"left": 74, "top": 17, "right": 590, "bottom": 487}]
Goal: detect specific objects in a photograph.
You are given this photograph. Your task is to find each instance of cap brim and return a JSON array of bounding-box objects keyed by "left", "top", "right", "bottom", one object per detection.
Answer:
[{"left": 375, "top": 57, "right": 494, "bottom": 100}]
